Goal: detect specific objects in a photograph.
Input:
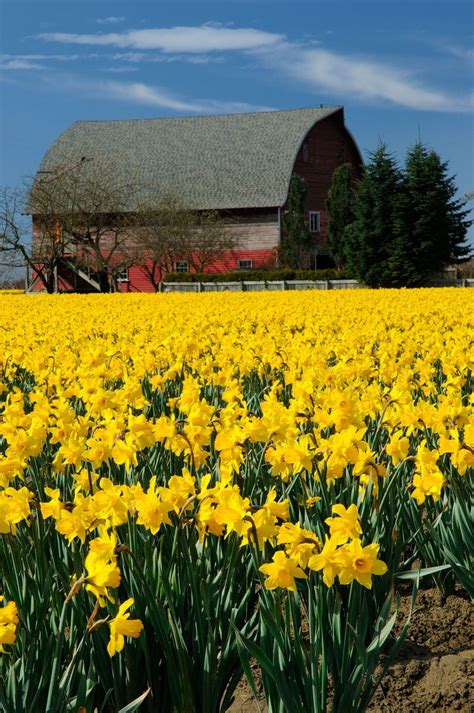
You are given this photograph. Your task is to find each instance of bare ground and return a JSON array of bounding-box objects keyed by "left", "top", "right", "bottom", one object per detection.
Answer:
[{"left": 228, "top": 587, "right": 473, "bottom": 712}]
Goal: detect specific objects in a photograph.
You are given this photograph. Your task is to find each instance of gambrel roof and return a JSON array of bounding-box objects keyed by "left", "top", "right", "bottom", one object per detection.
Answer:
[{"left": 33, "top": 106, "right": 342, "bottom": 211}]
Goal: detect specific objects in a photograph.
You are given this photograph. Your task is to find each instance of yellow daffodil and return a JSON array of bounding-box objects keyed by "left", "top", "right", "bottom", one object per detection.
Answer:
[
  {"left": 107, "top": 598, "right": 144, "bottom": 657},
  {"left": 325, "top": 503, "right": 362, "bottom": 544},
  {"left": 259, "top": 550, "right": 307, "bottom": 591},
  {"left": 308, "top": 536, "right": 342, "bottom": 587},
  {"left": 0, "top": 596, "right": 19, "bottom": 652},
  {"left": 337, "top": 539, "right": 388, "bottom": 589}
]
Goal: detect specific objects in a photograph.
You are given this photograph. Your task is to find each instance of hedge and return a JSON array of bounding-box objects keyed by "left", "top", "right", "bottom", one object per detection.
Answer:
[{"left": 163, "top": 268, "right": 349, "bottom": 283}]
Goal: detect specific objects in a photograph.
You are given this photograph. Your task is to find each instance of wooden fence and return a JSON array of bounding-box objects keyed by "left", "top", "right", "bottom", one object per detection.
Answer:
[
  {"left": 162, "top": 280, "right": 361, "bottom": 293},
  {"left": 162, "top": 279, "right": 474, "bottom": 293}
]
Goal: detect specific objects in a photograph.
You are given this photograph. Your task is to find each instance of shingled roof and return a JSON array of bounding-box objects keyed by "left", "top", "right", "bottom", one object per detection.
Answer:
[{"left": 33, "top": 106, "right": 341, "bottom": 212}]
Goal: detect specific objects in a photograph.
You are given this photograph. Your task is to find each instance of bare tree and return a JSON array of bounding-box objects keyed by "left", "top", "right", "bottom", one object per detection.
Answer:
[
  {"left": 28, "top": 160, "right": 141, "bottom": 293},
  {"left": 136, "top": 195, "right": 238, "bottom": 288},
  {"left": 3, "top": 162, "right": 240, "bottom": 293},
  {"left": 186, "top": 210, "right": 238, "bottom": 273},
  {"left": 0, "top": 251, "right": 22, "bottom": 289},
  {"left": 135, "top": 194, "right": 194, "bottom": 290},
  {"left": 0, "top": 185, "right": 69, "bottom": 293}
]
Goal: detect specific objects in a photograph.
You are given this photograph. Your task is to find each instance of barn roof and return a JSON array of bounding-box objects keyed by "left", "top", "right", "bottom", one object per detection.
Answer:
[{"left": 31, "top": 106, "right": 342, "bottom": 212}]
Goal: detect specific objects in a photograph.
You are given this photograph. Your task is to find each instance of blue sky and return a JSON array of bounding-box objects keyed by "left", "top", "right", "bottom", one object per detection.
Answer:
[{"left": 1, "top": 0, "right": 473, "bottom": 236}]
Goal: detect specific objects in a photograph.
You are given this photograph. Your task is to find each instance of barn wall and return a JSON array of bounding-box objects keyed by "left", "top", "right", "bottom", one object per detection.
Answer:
[
  {"left": 285, "top": 108, "right": 363, "bottom": 254},
  {"left": 224, "top": 208, "right": 279, "bottom": 251},
  {"left": 120, "top": 245, "right": 277, "bottom": 292},
  {"left": 30, "top": 209, "right": 279, "bottom": 292},
  {"left": 121, "top": 209, "right": 279, "bottom": 291}
]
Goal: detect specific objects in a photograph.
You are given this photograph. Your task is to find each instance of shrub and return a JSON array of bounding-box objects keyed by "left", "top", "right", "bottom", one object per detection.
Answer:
[{"left": 163, "top": 268, "right": 348, "bottom": 283}]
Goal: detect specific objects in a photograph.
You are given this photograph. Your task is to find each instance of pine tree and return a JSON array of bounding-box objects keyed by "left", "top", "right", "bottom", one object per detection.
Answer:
[
  {"left": 345, "top": 144, "right": 402, "bottom": 287},
  {"left": 387, "top": 187, "right": 421, "bottom": 287},
  {"left": 280, "top": 175, "right": 311, "bottom": 269},
  {"left": 325, "top": 163, "right": 355, "bottom": 270},
  {"left": 392, "top": 142, "right": 471, "bottom": 284}
]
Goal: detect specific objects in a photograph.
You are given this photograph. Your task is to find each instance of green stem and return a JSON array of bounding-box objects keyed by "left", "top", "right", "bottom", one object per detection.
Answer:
[
  {"left": 45, "top": 597, "right": 69, "bottom": 712},
  {"left": 308, "top": 575, "right": 321, "bottom": 713}
]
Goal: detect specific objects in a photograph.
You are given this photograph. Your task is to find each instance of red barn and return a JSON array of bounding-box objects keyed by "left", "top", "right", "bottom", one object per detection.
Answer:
[{"left": 30, "top": 106, "right": 362, "bottom": 292}]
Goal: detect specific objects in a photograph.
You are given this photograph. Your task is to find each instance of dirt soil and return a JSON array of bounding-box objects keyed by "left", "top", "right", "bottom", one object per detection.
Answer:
[{"left": 228, "top": 587, "right": 473, "bottom": 712}]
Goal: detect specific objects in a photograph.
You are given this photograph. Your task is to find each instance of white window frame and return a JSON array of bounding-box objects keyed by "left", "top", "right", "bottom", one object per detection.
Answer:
[
  {"left": 238, "top": 259, "right": 253, "bottom": 270},
  {"left": 309, "top": 211, "right": 320, "bottom": 233},
  {"left": 117, "top": 267, "right": 129, "bottom": 282},
  {"left": 175, "top": 261, "right": 189, "bottom": 273}
]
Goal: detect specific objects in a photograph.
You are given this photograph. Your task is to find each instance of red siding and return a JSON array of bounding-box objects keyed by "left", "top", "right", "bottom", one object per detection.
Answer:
[
  {"left": 120, "top": 248, "right": 277, "bottom": 292},
  {"left": 284, "top": 108, "right": 363, "bottom": 251}
]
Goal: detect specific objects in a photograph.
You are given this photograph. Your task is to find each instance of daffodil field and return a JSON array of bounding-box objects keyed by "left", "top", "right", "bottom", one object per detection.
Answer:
[{"left": 0, "top": 289, "right": 473, "bottom": 712}]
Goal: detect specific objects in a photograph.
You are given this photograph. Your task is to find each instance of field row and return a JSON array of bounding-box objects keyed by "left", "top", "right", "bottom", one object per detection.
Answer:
[{"left": 0, "top": 289, "right": 472, "bottom": 712}]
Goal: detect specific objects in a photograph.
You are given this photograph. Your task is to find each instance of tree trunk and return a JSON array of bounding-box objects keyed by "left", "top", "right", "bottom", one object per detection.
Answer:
[
  {"left": 46, "top": 271, "right": 56, "bottom": 294},
  {"left": 98, "top": 269, "right": 111, "bottom": 293}
]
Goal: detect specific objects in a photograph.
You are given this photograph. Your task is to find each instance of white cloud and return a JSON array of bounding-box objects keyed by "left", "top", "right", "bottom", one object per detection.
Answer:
[
  {"left": 111, "top": 51, "right": 223, "bottom": 65},
  {"left": 38, "top": 24, "right": 284, "bottom": 53},
  {"left": 186, "top": 55, "right": 223, "bottom": 65},
  {"left": 60, "top": 76, "right": 273, "bottom": 114},
  {"left": 103, "top": 66, "right": 139, "bottom": 74},
  {"left": 0, "top": 53, "right": 80, "bottom": 62},
  {"left": 35, "top": 23, "right": 472, "bottom": 113},
  {"left": 445, "top": 45, "right": 474, "bottom": 62},
  {"left": 256, "top": 44, "right": 473, "bottom": 113},
  {"left": 112, "top": 52, "right": 147, "bottom": 63},
  {"left": 0, "top": 59, "right": 46, "bottom": 70},
  {"left": 97, "top": 17, "right": 125, "bottom": 25}
]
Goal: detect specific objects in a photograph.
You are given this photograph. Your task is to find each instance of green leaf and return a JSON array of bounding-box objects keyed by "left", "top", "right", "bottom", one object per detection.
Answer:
[
  {"left": 366, "top": 611, "right": 397, "bottom": 655},
  {"left": 234, "top": 628, "right": 276, "bottom": 682},
  {"left": 395, "top": 564, "right": 451, "bottom": 580},
  {"left": 117, "top": 687, "right": 151, "bottom": 713}
]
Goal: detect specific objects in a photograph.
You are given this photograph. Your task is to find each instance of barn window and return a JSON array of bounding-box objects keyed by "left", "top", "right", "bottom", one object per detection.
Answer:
[
  {"left": 175, "top": 261, "right": 189, "bottom": 273},
  {"left": 117, "top": 267, "right": 129, "bottom": 282},
  {"left": 238, "top": 259, "right": 252, "bottom": 270},
  {"left": 309, "top": 212, "right": 320, "bottom": 233}
]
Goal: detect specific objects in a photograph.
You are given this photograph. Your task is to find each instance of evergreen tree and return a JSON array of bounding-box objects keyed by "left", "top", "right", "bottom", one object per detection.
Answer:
[
  {"left": 390, "top": 142, "right": 471, "bottom": 285},
  {"left": 345, "top": 144, "right": 402, "bottom": 287},
  {"left": 280, "top": 175, "right": 311, "bottom": 269},
  {"left": 325, "top": 163, "right": 355, "bottom": 269},
  {"left": 387, "top": 187, "right": 421, "bottom": 287}
]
